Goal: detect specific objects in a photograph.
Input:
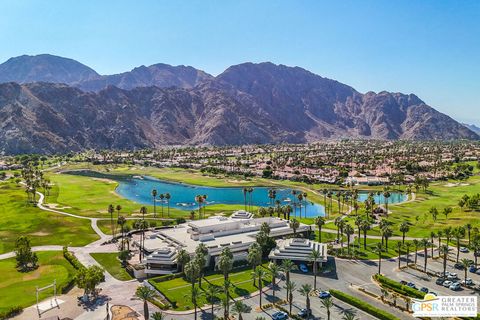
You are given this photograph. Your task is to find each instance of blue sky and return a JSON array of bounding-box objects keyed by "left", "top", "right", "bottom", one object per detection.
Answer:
[{"left": 1, "top": 0, "right": 479, "bottom": 124}]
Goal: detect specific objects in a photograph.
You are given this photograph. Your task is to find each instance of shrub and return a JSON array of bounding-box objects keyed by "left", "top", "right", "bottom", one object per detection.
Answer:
[
  {"left": 148, "top": 272, "right": 183, "bottom": 283},
  {"left": 330, "top": 289, "right": 400, "bottom": 320},
  {"left": 0, "top": 306, "right": 23, "bottom": 320},
  {"left": 175, "top": 217, "right": 186, "bottom": 224},
  {"left": 373, "top": 274, "right": 425, "bottom": 299},
  {"left": 63, "top": 246, "right": 85, "bottom": 270}
]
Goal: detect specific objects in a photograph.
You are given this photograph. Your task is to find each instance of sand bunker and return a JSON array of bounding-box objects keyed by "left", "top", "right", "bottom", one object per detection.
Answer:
[{"left": 111, "top": 305, "right": 140, "bottom": 320}]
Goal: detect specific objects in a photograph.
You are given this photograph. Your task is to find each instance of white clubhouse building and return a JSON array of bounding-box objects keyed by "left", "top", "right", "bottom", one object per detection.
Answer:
[{"left": 141, "top": 210, "right": 324, "bottom": 276}]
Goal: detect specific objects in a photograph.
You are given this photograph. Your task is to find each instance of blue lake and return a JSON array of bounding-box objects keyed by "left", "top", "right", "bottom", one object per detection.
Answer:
[{"left": 66, "top": 170, "right": 407, "bottom": 218}]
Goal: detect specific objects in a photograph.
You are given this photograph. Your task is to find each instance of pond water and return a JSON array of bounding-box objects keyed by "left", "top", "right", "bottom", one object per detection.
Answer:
[{"left": 65, "top": 170, "right": 407, "bottom": 218}]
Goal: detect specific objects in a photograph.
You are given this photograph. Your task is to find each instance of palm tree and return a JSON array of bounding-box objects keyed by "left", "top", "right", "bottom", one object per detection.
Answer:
[
  {"left": 345, "top": 224, "right": 354, "bottom": 256},
  {"left": 117, "top": 216, "right": 127, "bottom": 250},
  {"left": 254, "top": 267, "right": 266, "bottom": 307},
  {"left": 243, "top": 187, "right": 248, "bottom": 211},
  {"left": 360, "top": 220, "right": 370, "bottom": 249},
  {"left": 374, "top": 242, "right": 383, "bottom": 275},
  {"left": 177, "top": 248, "right": 190, "bottom": 274},
  {"left": 399, "top": 222, "right": 409, "bottom": 244},
  {"left": 231, "top": 300, "right": 251, "bottom": 320},
  {"left": 465, "top": 223, "right": 472, "bottom": 245},
  {"left": 159, "top": 193, "right": 165, "bottom": 217},
  {"left": 247, "top": 243, "right": 262, "bottom": 286},
  {"left": 151, "top": 189, "right": 157, "bottom": 217},
  {"left": 108, "top": 204, "right": 115, "bottom": 238},
  {"left": 421, "top": 238, "right": 429, "bottom": 272},
  {"left": 218, "top": 248, "right": 233, "bottom": 281},
  {"left": 430, "top": 231, "right": 436, "bottom": 257},
  {"left": 341, "top": 309, "right": 357, "bottom": 320},
  {"left": 135, "top": 285, "right": 158, "bottom": 320},
  {"left": 310, "top": 250, "right": 321, "bottom": 290},
  {"left": 205, "top": 284, "right": 221, "bottom": 318},
  {"left": 284, "top": 280, "right": 296, "bottom": 314},
  {"left": 321, "top": 297, "right": 333, "bottom": 320},
  {"left": 184, "top": 260, "right": 200, "bottom": 293},
  {"left": 440, "top": 245, "right": 449, "bottom": 277},
  {"left": 280, "top": 260, "right": 297, "bottom": 298},
  {"left": 454, "top": 227, "right": 465, "bottom": 262},
  {"left": 184, "top": 284, "right": 202, "bottom": 320},
  {"left": 396, "top": 241, "right": 403, "bottom": 269},
  {"left": 268, "top": 262, "right": 280, "bottom": 299},
  {"left": 412, "top": 239, "right": 419, "bottom": 265},
  {"left": 405, "top": 242, "right": 412, "bottom": 266},
  {"left": 437, "top": 230, "right": 443, "bottom": 257},
  {"left": 165, "top": 193, "right": 171, "bottom": 217},
  {"left": 222, "top": 280, "right": 231, "bottom": 319},
  {"left": 460, "top": 258, "right": 471, "bottom": 284},
  {"left": 298, "top": 284, "right": 312, "bottom": 315},
  {"left": 289, "top": 219, "right": 300, "bottom": 237},
  {"left": 315, "top": 216, "right": 326, "bottom": 242}
]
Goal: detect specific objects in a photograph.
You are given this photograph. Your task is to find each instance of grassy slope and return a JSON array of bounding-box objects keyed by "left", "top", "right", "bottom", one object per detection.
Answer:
[
  {"left": 0, "top": 251, "right": 76, "bottom": 313},
  {"left": 150, "top": 265, "right": 271, "bottom": 310},
  {"left": 90, "top": 252, "right": 132, "bottom": 281},
  {"left": 0, "top": 180, "right": 98, "bottom": 254}
]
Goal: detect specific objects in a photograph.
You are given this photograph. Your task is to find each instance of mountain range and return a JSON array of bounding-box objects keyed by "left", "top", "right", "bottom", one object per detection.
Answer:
[{"left": 0, "top": 54, "right": 477, "bottom": 154}]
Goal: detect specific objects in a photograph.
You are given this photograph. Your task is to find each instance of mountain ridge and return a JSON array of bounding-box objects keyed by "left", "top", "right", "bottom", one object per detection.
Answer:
[{"left": 0, "top": 54, "right": 477, "bottom": 154}]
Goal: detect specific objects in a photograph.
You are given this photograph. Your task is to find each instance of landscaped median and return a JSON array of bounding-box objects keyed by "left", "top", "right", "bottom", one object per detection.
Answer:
[
  {"left": 329, "top": 289, "right": 400, "bottom": 320},
  {"left": 373, "top": 274, "right": 425, "bottom": 299},
  {"left": 147, "top": 264, "right": 271, "bottom": 311}
]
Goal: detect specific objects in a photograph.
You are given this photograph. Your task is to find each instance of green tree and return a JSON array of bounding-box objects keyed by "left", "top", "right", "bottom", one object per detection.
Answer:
[
  {"left": 75, "top": 265, "right": 105, "bottom": 298},
  {"left": 321, "top": 297, "right": 334, "bottom": 320},
  {"left": 298, "top": 283, "right": 312, "bottom": 316},
  {"left": 14, "top": 236, "right": 38, "bottom": 271},
  {"left": 231, "top": 300, "right": 251, "bottom": 320},
  {"left": 310, "top": 249, "right": 322, "bottom": 290}
]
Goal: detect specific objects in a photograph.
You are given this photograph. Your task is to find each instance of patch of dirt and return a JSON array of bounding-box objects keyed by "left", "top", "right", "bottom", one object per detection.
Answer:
[
  {"left": 29, "top": 231, "right": 51, "bottom": 236},
  {"left": 92, "top": 178, "right": 116, "bottom": 184},
  {"left": 111, "top": 305, "right": 140, "bottom": 320},
  {"left": 45, "top": 203, "right": 72, "bottom": 209}
]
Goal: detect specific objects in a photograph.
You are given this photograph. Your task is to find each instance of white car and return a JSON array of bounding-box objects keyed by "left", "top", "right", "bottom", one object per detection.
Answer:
[
  {"left": 460, "top": 247, "right": 469, "bottom": 253},
  {"left": 462, "top": 278, "right": 474, "bottom": 286},
  {"left": 443, "top": 280, "right": 453, "bottom": 287},
  {"left": 450, "top": 282, "right": 461, "bottom": 291},
  {"left": 447, "top": 273, "right": 458, "bottom": 280}
]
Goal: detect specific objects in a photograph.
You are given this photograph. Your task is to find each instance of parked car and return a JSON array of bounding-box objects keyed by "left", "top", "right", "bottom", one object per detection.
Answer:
[
  {"left": 429, "top": 291, "right": 437, "bottom": 296},
  {"left": 469, "top": 265, "right": 477, "bottom": 273},
  {"left": 462, "top": 278, "right": 474, "bottom": 286},
  {"left": 272, "top": 311, "right": 289, "bottom": 320},
  {"left": 460, "top": 247, "right": 469, "bottom": 253},
  {"left": 319, "top": 291, "right": 331, "bottom": 299},
  {"left": 443, "top": 280, "right": 453, "bottom": 287},
  {"left": 407, "top": 282, "right": 417, "bottom": 289},
  {"left": 298, "top": 308, "right": 311, "bottom": 318},
  {"left": 299, "top": 263, "right": 309, "bottom": 273},
  {"left": 447, "top": 273, "right": 458, "bottom": 281},
  {"left": 400, "top": 280, "right": 408, "bottom": 285},
  {"left": 436, "top": 278, "right": 446, "bottom": 285},
  {"left": 454, "top": 262, "right": 464, "bottom": 269},
  {"left": 450, "top": 282, "right": 461, "bottom": 291},
  {"left": 476, "top": 269, "right": 480, "bottom": 275},
  {"left": 420, "top": 287, "right": 429, "bottom": 293}
]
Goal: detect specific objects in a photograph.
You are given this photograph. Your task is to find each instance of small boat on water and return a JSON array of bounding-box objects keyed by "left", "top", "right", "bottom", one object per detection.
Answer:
[
  {"left": 133, "top": 175, "right": 144, "bottom": 179},
  {"left": 283, "top": 198, "right": 291, "bottom": 202}
]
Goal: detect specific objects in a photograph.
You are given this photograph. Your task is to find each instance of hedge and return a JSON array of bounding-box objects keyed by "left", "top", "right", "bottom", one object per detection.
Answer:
[
  {"left": 0, "top": 306, "right": 23, "bottom": 320},
  {"left": 329, "top": 289, "right": 400, "bottom": 320},
  {"left": 148, "top": 272, "right": 183, "bottom": 284},
  {"left": 373, "top": 274, "right": 425, "bottom": 299},
  {"left": 63, "top": 246, "right": 85, "bottom": 270}
]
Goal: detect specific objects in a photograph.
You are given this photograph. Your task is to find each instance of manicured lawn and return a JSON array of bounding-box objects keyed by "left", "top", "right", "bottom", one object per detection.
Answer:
[
  {"left": 368, "top": 176, "right": 480, "bottom": 238},
  {"left": 0, "top": 181, "right": 98, "bottom": 254},
  {"left": 333, "top": 238, "right": 417, "bottom": 260},
  {"left": 90, "top": 252, "right": 133, "bottom": 281},
  {"left": 149, "top": 265, "right": 271, "bottom": 310},
  {"left": 0, "top": 251, "right": 76, "bottom": 313}
]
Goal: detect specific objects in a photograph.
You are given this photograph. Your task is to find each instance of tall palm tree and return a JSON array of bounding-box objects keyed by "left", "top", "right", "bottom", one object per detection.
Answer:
[
  {"left": 268, "top": 262, "right": 280, "bottom": 299},
  {"left": 254, "top": 267, "right": 266, "bottom": 307},
  {"left": 108, "top": 204, "right": 115, "bottom": 238},
  {"left": 345, "top": 224, "right": 354, "bottom": 256},
  {"left": 421, "top": 238, "right": 429, "bottom": 272},
  {"left": 405, "top": 242, "right": 412, "bottom": 266},
  {"left": 247, "top": 243, "right": 262, "bottom": 286},
  {"left": 159, "top": 193, "right": 165, "bottom": 217},
  {"left": 165, "top": 193, "right": 171, "bottom": 217},
  {"left": 460, "top": 258, "right": 471, "bottom": 284},
  {"left": 223, "top": 280, "right": 231, "bottom": 319},
  {"left": 243, "top": 187, "right": 248, "bottom": 211},
  {"left": 360, "top": 220, "right": 370, "bottom": 250},
  {"left": 151, "top": 189, "right": 157, "bottom": 217},
  {"left": 437, "top": 230, "right": 443, "bottom": 257},
  {"left": 135, "top": 285, "right": 158, "bottom": 320},
  {"left": 412, "top": 239, "right": 419, "bottom": 265},
  {"left": 341, "top": 309, "right": 358, "bottom": 320},
  {"left": 218, "top": 248, "right": 233, "bottom": 281},
  {"left": 321, "top": 297, "right": 333, "bottom": 320},
  {"left": 117, "top": 216, "right": 127, "bottom": 250},
  {"left": 177, "top": 248, "right": 190, "bottom": 274},
  {"left": 310, "top": 250, "right": 321, "bottom": 290},
  {"left": 280, "top": 260, "right": 297, "bottom": 298},
  {"left": 374, "top": 242, "right": 383, "bottom": 275},
  {"left": 205, "top": 284, "right": 221, "bottom": 318},
  {"left": 231, "top": 300, "right": 251, "bottom": 320},
  {"left": 184, "top": 284, "right": 202, "bottom": 320},
  {"left": 284, "top": 280, "right": 296, "bottom": 315},
  {"left": 298, "top": 284, "right": 312, "bottom": 315},
  {"left": 289, "top": 219, "right": 300, "bottom": 237},
  {"left": 315, "top": 216, "right": 326, "bottom": 242},
  {"left": 399, "top": 222, "right": 409, "bottom": 244},
  {"left": 396, "top": 241, "right": 403, "bottom": 269},
  {"left": 440, "top": 245, "right": 449, "bottom": 277},
  {"left": 430, "top": 231, "right": 436, "bottom": 257}
]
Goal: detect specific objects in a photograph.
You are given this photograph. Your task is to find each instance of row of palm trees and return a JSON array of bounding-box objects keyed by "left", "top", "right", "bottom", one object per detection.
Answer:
[{"left": 150, "top": 189, "right": 171, "bottom": 218}]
